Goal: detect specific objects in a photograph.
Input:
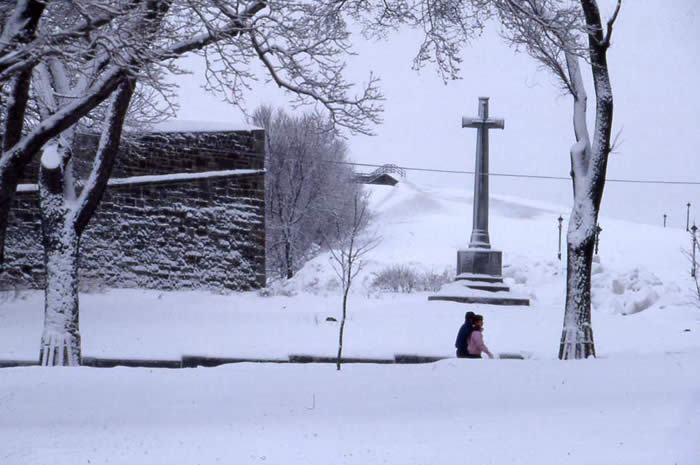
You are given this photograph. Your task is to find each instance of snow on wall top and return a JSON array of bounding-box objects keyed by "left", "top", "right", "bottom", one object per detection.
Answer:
[
  {"left": 108, "top": 169, "right": 264, "bottom": 186},
  {"left": 136, "top": 119, "right": 262, "bottom": 134},
  {"left": 16, "top": 169, "right": 264, "bottom": 193}
]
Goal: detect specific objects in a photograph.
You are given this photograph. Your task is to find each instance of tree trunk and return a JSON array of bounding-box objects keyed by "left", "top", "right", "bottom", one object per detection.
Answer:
[
  {"left": 38, "top": 148, "right": 81, "bottom": 366},
  {"left": 559, "top": 225, "right": 596, "bottom": 359},
  {"left": 0, "top": 1, "right": 47, "bottom": 268},
  {"left": 0, "top": 165, "right": 20, "bottom": 269},
  {"left": 39, "top": 227, "right": 81, "bottom": 366},
  {"left": 0, "top": 71, "right": 33, "bottom": 269},
  {"left": 558, "top": 0, "right": 616, "bottom": 359},
  {"left": 336, "top": 286, "right": 349, "bottom": 371},
  {"left": 559, "top": 53, "right": 597, "bottom": 359},
  {"left": 284, "top": 238, "right": 293, "bottom": 279}
]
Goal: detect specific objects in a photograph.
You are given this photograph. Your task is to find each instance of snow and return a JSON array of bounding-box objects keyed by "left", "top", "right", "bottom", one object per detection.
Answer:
[
  {"left": 1, "top": 180, "right": 699, "bottom": 464},
  {"left": 39, "top": 143, "right": 61, "bottom": 170},
  {"left": 0, "top": 354, "right": 698, "bottom": 465},
  {"left": 16, "top": 183, "right": 38, "bottom": 192},
  {"left": 141, "top": 119, "right": 261, "bottom": 133},
  {"left": 107, "top": 169, "right": 265, "bottom": 186},
  {"left": 15, "top": 170, "right": 264, "bottom": 194}
]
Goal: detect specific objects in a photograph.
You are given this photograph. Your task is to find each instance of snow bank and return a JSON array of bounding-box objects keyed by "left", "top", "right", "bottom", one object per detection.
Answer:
[
  {"left": 592, "top": 265, "right": 676, "bottom": 315},
  {"left": 0, "top": 352, "right": 698, "bottom": 465}
]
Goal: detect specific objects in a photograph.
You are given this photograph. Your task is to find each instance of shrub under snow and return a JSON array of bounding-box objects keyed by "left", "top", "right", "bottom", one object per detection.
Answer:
[{"left": 370, "top": 265, "right": 453, "bottom": 293}]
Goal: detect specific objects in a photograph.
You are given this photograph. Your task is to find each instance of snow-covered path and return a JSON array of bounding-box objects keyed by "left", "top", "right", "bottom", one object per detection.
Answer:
[
  {"left": 1, "top": 353, "right": 698, "bottom": 465},
  {"left": 3, "top": 287, "right": 698, "bottom": 362}
]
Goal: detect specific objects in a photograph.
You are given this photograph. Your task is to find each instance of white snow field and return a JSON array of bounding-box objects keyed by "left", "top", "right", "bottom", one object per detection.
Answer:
[{"left": 1, "top": 180, "right": 699, "bottom": 465}]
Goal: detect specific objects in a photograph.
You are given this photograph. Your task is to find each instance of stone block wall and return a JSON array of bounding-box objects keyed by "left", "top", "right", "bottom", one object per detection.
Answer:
[
  {"left": 4, "top": 128, "right": 266, "bottom": 291},
  {"left": 19, "top": 129, "right": 265, "bottom": 183}
]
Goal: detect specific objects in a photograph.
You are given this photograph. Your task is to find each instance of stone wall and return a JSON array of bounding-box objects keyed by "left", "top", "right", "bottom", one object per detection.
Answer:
[
  {"left": 19, "top": 129, "right": 265, "bottom": 182},
  {"left": 4, "top": 128, "right": 266, "bottom": 291}
]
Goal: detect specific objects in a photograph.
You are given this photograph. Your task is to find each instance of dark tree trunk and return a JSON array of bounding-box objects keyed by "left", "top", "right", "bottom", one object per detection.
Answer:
[
  {"left": 0, "top": 1, "right": 46, "bottom": 268},
  {"left": 559, "top": 0, "right": 616, "bottom": 359},
  {"left": 336, "top": 287, "right": 349, "bottom": 371},
  {"left": 2, "top": 71, "right": 32, "bottom": 152},
  {"left": 284, "top": 238, "right": 293, "bottom": 279},
  {"left": 559, "top": 230, "right": 596, "bottom": 359},
  {"left": 0, "top": 164, "right": 21, "bottom": 269}
]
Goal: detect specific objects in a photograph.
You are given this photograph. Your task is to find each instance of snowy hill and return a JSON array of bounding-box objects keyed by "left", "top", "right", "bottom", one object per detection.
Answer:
[{"left": 293, "top": 180, "right": 693, "bottom": 317}]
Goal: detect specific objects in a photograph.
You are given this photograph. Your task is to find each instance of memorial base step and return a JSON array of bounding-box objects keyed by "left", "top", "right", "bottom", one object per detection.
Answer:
[
  {"left": 429, "top": 279, "right": 530, "bottom": 306},
  {"left": 428, "top": 294, "right": 531, "bottom": 306},
  {"left": 459, "top": 280, "right": 511, "bottom": 292},
  {"left": 456, "top": 273, "right": 504, "bottom": 283}
]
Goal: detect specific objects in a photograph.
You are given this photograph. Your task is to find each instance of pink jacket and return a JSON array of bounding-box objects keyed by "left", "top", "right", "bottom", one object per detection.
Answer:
[{"left": 467, "top": 330, "right": 494, "bottom": 358}]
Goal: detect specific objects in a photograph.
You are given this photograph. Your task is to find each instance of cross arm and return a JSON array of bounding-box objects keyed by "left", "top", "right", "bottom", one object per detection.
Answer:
[{"left": 462, "top": 117, "right": 505, "bottom": 129}]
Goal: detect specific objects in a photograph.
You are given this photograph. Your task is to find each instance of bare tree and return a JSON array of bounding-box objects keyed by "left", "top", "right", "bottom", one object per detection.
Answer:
[
  {"left": 30, "top": 0, "right": 170, "bottom": 365},
  {"left": 348, "top": 0, "right": 491, "bottom": 82},
  {"left": 38, "top": 80, "right": 135, "bottom": 365},
  {"left": 494, "top": 0, "right": 621, "bottom": 359},
  {"left": 324, "top": 191, "right": 379, "bottom": 370},
  {"left": 253, "top": 105, "right": 360, "bottom": 280}
]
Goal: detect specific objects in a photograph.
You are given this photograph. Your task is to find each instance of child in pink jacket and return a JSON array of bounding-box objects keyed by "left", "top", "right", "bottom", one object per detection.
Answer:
[{"left": 467, "top": 314, "right": 495, "bottom": 359}]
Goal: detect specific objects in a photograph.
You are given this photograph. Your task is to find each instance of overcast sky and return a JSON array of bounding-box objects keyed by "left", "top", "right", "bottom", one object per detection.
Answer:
[{"left": 171, "top": 1, "right": 700, "bottom": 227}]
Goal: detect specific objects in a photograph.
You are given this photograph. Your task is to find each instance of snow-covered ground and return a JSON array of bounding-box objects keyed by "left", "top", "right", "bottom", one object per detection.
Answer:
[{"left": 1, "top": 180, "right": 699, "bottom": 464}]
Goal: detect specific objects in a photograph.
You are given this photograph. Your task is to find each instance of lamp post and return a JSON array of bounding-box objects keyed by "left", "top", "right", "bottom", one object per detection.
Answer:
[
  {"left": 691, "top": 224, "right": 698, "bottom": 278},
  {"left": 557, "top": 216, "right": 563, "bottom": 261},
  {"left": 687, "top": 203, "right": 691, "bottom": 231},
  {"left": 594, "top": 224, "right": 602, "bottom": 255}
]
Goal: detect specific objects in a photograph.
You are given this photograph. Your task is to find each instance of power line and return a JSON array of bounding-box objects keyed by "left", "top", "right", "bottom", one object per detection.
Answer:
[
  {"left": 155, "top": 145, "right": 700, "bottom": 186},
  {"left": 331, "top": 161, "right": 700, "bottom": 186}
]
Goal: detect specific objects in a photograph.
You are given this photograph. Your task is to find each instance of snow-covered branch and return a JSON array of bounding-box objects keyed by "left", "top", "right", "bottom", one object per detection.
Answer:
[
  {"left": 73, "top": 79, "right": 136, "bottom": 234},
  {"left": 250, "top": 29, "right": 383, "bottom": 136}
]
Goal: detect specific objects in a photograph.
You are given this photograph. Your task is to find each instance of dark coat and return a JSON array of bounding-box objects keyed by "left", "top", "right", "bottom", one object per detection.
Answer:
[{"left": 455, "top": 321, "right": 473, "bottom": 356}]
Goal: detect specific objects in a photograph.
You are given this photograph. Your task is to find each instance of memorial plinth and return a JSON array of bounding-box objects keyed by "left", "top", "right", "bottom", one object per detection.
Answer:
[
  {"left": 429, "top": 97, "right": 529, "bottom": 306},
  {"left": 457, "top": 248, "right": 502, "bottom": 277}
]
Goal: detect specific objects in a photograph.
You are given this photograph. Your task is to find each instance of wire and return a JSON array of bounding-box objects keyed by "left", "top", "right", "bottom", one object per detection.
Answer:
[
  {"left": 143, "top": 144, "right": 700, "bottom": 186},
  {"left": 329, "top": 161, "right": 700, "bottom": 186}
]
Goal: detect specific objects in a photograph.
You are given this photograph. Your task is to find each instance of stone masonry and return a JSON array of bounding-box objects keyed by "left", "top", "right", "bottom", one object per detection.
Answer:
[{"left": 3, "top": 125, "right": 266, "bottom": 291}]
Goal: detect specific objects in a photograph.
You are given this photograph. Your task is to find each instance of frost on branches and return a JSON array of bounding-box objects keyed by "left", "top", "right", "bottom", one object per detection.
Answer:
[
  {"left": 1, "top": 0, "right": 386, "bottom": 365},
  {"left": 0, "top": 0, "right": 385, "bottom": 268}
]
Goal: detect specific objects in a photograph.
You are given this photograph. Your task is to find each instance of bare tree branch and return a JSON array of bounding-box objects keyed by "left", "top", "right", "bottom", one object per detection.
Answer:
[{"left": 602, "top": 0, "right": 621, "bottom": 49}]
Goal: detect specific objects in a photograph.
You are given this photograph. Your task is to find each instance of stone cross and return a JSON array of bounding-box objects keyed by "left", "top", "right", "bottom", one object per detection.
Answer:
[
  {"left": 427, "top": 96, "right": 528, "bottom": 305},
  {"left": 462, "top": 97, "right": 504, "bottom": 249}
]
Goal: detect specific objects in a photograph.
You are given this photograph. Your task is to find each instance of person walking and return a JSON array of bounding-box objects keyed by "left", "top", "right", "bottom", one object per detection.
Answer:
[
  {"left": 455, "top": 311, "right": 476, "bottom": 358},
  {"left": 467, "top": 314, "right": 495, "bottom": 359}
]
